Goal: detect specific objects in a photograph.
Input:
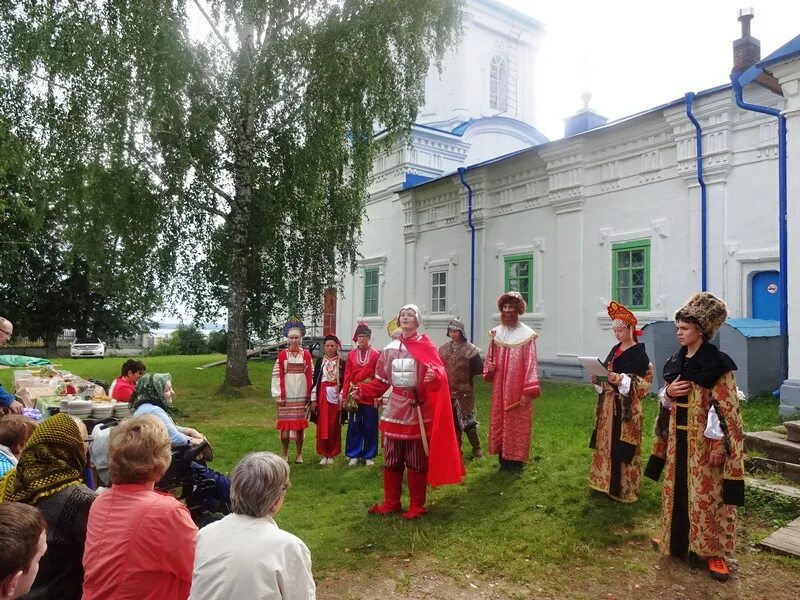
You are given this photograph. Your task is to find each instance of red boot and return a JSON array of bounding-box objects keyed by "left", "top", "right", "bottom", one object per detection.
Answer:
[
  {"left": 368, "top": 468, "right": 403, "bottom": 514},
  {"left": 402, "top": 468, "right": 429, "bottom": 519}
]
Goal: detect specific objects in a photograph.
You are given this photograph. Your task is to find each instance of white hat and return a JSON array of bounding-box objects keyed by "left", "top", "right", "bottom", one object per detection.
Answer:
[{"left": 398, "top": 304, "right": 421, "bottom": 327}]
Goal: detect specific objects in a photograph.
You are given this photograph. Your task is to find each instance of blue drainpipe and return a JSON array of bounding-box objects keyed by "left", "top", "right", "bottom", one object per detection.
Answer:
[
  {"left": 685, "top": 92, "right": 708, "bottom": 292},
  {"left": 457, "top": 167, "right": 476, "bottom": 343},
  {"left": 731, "top": 74, "right": 788, "bottom": 380}
]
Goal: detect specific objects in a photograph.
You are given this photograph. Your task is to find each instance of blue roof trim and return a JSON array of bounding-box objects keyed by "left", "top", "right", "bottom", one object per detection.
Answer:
[
  {"left": 403, "top": 173, "right": 433, "bottom": 190},
  {"left": 447, "top": 116, "right": 549, "bottom": 144},
  {"left": 450, "top": 119, "right": 474, "bottom": 135},
  {"left": 758, "top": 34, "right": 800, "bottom": 71},
  {"left": 737, "top": 64, "right": 763, "bottom": 88},
  {"left": 402, "top": 144, "right": 540, "bottom": 190},
  {"left": 413, "top": 122, "right": 458, "bottom": 136},
  {"left": 402, "top": 84, "right": 732, "bottom": 192},
  {"left": 738, "top": 34, "right": 800, "bottom": 88},
  {"left": 725, "top": 318, "right": 780, "bottom": 338}
]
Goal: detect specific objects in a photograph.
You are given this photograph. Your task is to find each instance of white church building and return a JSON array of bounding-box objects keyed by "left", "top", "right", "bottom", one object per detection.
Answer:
[{"left": 332, "top": 3, "right": 800, "bottom": 418}]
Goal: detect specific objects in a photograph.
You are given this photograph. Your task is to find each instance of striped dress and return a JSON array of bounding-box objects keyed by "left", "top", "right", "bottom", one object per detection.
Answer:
[{"left": 271, "top": 349, "right": 312, "bottom": 431}]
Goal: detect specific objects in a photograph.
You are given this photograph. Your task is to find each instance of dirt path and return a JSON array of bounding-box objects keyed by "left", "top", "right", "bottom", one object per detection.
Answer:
[{"left": 317, "top": 540, "right": 800, "bottom": 600}]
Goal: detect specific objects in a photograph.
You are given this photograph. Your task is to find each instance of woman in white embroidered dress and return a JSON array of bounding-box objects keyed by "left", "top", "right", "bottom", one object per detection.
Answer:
[{"left": 271, "top": 319, "right": 313, "bottom": 464}]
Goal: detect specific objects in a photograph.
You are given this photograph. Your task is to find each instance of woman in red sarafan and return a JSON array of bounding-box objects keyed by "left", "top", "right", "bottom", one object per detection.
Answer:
[{"left": 311, "top": 334, "right": 345, "bottom": 464}]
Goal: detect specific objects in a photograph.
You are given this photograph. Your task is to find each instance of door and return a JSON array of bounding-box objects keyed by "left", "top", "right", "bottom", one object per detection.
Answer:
[{"left": 751, "top": 270, "right": 779, "bottom": 320}]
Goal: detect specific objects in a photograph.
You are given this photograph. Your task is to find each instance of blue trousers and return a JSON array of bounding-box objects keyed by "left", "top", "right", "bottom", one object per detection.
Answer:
[
  {"left": 191, "top": 462, "right": 232, "bottom": 509},
  {"left": 345, "top": 404, "right": 379, "bottom": 460}
]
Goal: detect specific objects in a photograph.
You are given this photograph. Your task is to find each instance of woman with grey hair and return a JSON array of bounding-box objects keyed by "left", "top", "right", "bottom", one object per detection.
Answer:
[{"left": 189, "top": 452, "right": 315, "bottom": 599}]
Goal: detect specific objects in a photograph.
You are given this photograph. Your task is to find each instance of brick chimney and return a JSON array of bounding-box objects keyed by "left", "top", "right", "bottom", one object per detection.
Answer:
[
  {"left": 731, "top": 8, "right": 783, "bottom": 94},
  {"left": 732, "top": 8, "right": 760, "bottom": 73}
]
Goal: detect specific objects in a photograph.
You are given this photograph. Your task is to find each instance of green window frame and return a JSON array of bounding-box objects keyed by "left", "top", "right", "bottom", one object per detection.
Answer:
[
  {"left": 363, "top": 267, "right": 379, "bottom": 316},
  {"left": 503, "top": 254, "right": 533, "bottom": 308},
  {"left": 612, "top": 239, "right": 650, "bottom": 310},
  {"left": 431, "top": 271, "right": 447, "bottom": 313}
]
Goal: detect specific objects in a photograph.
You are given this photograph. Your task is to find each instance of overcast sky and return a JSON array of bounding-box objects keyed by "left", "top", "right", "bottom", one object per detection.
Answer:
[{"left": 501, "top": 0, "right": 800, "bottom": 140}]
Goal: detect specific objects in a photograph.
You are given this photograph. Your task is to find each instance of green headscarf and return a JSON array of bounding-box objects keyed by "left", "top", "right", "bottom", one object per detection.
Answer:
[
  {"left": 0, "top": 412, "right": 86, "bottom": 504},
  {"left": 131, "top": 372, "right": 173, "bottom": 412}
]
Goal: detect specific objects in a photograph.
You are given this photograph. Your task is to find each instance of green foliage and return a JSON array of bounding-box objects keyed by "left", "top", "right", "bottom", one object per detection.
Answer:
[
  {"left": 0, "top": 0, "right": 463, "bottom": 385},
  {"left": 0, "top": 110, "right": 167, "bottom": 344},
  {"left": 206, "top": 329, "right": 228, "bottom": 354},
  {"left": 151, "top": 325, "right": 209, "bottom": 356},
  {"left": 743, "top": 487, "right": 800, "bottom": 528},
  {"left": 740, "top": 392, "right": 784, "bottom": 432}
]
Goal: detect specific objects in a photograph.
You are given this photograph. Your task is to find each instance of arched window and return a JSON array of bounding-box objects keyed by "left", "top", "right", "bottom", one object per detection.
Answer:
[{"left": 489, "top": 55, "right": 507, "bottom": 111}]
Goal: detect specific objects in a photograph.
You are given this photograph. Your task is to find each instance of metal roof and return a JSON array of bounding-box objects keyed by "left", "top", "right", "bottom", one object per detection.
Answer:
[
  {"left": 725, "top": 318, "right": 780, "bottom": 338},
  {"left": 403, "top": 83, "right": 731, "bottom": 192},
  {"left": 737, "top": 34, "right": 800, "bottom": 88}
]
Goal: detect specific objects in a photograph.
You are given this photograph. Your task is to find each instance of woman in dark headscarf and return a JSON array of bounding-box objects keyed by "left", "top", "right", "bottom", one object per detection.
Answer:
[
  {"left": 0, "top": 412, "right": 95, "bottom": 600},
  {"left": 132, "top": 372, "right": 231, "bottom": 510}
]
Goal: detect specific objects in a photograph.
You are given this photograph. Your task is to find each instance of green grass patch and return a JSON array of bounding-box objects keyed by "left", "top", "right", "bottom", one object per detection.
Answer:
[
  {"left": 3, "top": 355, "right": 798, "bottom": 579},
  {"left": 740, "top": 393, "right": 785, "bottom": 432}
]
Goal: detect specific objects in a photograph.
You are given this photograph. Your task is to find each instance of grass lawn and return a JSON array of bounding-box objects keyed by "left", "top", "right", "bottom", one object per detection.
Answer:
[{"left": 3, "top": 354, "right": 799, "bottom": 587}]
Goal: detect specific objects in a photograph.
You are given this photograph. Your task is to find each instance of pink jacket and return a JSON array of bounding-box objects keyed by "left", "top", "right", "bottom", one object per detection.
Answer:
[{"left": 82, "top": 484, "right": 198, "bottom": 600}]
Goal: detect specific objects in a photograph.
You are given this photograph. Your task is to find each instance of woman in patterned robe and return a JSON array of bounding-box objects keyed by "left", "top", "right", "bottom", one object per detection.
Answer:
[{"left": 589, "top": 301, "right": 653, "bottom": 503}]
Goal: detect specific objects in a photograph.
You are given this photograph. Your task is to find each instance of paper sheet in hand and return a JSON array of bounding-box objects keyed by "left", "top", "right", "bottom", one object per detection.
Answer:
[{"left": 578, "top": 356, "right": 609, "bottom": 377}]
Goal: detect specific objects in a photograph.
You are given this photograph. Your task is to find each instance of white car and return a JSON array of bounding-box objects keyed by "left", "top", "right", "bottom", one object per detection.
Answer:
[{"left": 70, "top": 337, "right": 106, "bottom": 358}]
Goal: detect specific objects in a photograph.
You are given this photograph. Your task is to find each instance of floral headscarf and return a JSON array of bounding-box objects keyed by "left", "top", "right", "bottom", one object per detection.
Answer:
[
  {"left": 0, "top": 412, "right": 86, "bottom": 504},
  {"left": 131, "top": 373, "right": 173, "bottom": 412}
]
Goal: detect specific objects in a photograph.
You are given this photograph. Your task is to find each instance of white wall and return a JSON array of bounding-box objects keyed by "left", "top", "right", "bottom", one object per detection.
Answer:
[
  {"left": 340, "top": 86, "right": 784, "bottom": 371},
  {"left": 772, "top": 56, "right": 800, "bottom": 417},
  {"left": 418, "top": 0, "right": 544, "bottom": 129}
]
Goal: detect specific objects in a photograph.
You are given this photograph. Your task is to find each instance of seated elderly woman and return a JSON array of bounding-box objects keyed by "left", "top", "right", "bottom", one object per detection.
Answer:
[
  {"left": 0, "top": 413, "right": 95, "bottom": 600},
  {"left": 82, "top": 415, "right": 198, "bottom": 600},
  {"left": 189, "top": 452, "right": 315, "bottom": 600},
  {"left": 132, "top": 373, "right": 231, "bottom": 509},
  {"left": 0, "top": 415, "right": 38, "bottom": 477}
]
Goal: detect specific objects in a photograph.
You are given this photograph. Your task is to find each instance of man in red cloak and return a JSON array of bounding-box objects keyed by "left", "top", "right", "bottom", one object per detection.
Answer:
[{"left": 354, "top": 304, "right": 464, "bottom": 518}]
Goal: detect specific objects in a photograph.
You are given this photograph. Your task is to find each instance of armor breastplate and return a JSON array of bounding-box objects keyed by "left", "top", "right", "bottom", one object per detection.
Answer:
[{"left": 391, "top": 357, "right": 418, "bottom": 388}]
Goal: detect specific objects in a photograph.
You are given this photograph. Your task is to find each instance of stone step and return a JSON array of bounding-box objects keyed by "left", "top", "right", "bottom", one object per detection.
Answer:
[
  {"left": 785, "top": 421, "right": 800, "bottom": 443},
  {"left": 744, "top": 431, "right": 800, "bottom": 465},
  {"left": 746, "top": 456, "right": 800, "bottom": 484},
  {"left": 745, "top": 476, "right": 800, "bottom": 499},
  {"left": 771, "top": 425, "right": 788, "bottom": 436}
]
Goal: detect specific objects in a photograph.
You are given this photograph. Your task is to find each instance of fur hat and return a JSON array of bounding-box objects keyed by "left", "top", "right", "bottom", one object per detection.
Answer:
[
  {"left": 674, "top": 292, "right": 728, "bottom": 340},
  {"left": 497, "top": 291, "right": 526, "bottom": 315}
]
